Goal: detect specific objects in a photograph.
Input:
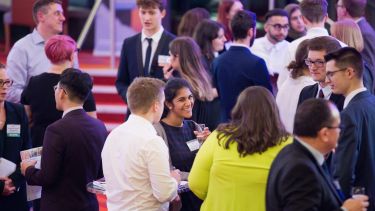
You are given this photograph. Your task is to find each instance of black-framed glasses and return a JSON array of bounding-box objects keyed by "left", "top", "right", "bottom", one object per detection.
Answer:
[
  {"left": 335, "top": 4, "right": 344, "bottom": 9},
  {"left": 326, "top": 68, "right": 347, "bottom": 79},
  {"left": 270, "top": 24, "right": 289, "bottom": 31},
  {"left": 305, "top": 59, "right": 326, "bottom": 68},
  {"left": 0, "top": 79, "right": 13, "bottom": 87}
]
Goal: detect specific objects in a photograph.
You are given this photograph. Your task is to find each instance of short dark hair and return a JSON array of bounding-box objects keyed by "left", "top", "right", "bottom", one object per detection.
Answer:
[
  {"left": 265, "top": 9, "right": 289, "bottom": 22},
  {"left": 59, "top": 68, "right": 93, "bottom": 103},
  {"left": 308, "top": 36, "right": 341, "bottom": 54},
  {"left": 136, "top": 0, "right": 166, "bottom": 11},
  {"left": 127, "top": 77, "right": 165, "bottom": 114},
  {"left": 324, "top": 47, "right": 364, "bottom": 79},
  {"left": 33, "top": 0, "right": 62, "bottom": 24},
  {"left": 294, "top": 99, "right": 336, "bottom": 137},
  {"left": 300, "top": 0, "right": 328, "bottom": 23},
  {"left": 342, "top": 0, "right": 366, "bottom": 18},
  {"left": 231, "top": 10, "right": 256, "bottom": 40}
]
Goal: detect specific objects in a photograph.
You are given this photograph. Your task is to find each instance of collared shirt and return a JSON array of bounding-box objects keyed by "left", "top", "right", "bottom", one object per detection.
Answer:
[
  {"left": 295, "top": 136, "right": 325, "bottom": 165},
  {"left": 251, "top": 36, "right": 290, "bottom": 75},
  {"left": 316, "top": 84, "right": 333, "bottom": 100},
  {"left": 141, "top": 27, "right": 164, "bottom": 71},
  {"left": 343, "top": 87, "right": 367, "bottom": 109},
  {"left": 102, "top": 114, "right": 178, "bottom": 211},
  {"left": 62, "top": 106, "right": 83, "bottom": 118},
  {"left": 278, "top": 27, "right": 346, "bottom": 88},
  {"left": 230, "top": 43, "right": 252, "bottom": 52},
  {"left": 6, "top": 29, "right": 79, "bottom": 103}
]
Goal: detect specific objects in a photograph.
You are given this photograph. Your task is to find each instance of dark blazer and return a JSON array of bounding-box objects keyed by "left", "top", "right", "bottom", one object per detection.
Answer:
[
  {"left": 213, "top": 46, "right": 272, "bottom": 122},
  {"left": 266, "top": 140, "right": 343, "bottom": 211},
  {"left": 297, "top": 83, "right": 345, "bottom": 111},
  {"left": 115, "top": 30, "right": 175, "bottom": 102},
  {"left": 358, "top": 18, "right": 375, "bottom": 86},
  {"left": 25, "top": 109, "right": 107, "bottom": 211},
  {"left": 0, "top": 101, "right": 31, "bottom": 211},
  {"left": 332, "top": 91, "right": 375, "bottom": 210}
]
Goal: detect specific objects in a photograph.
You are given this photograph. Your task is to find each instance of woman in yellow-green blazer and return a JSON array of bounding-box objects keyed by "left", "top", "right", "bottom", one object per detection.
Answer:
[{"left": 189, "top": 86, "right": 292, "bottom": 211}]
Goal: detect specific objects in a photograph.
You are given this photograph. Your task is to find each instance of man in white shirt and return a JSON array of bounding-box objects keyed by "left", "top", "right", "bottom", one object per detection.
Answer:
[
  {"left": 326, "top": 47, "right": 375, "bottom": 210},
  {"left": 251, "top": 9, "right": 290, "bottom": 89},
  {"left": 279, "top": 0, "right": 345, "bottom": 87},
  {"left": 6, "top": 0, "right": 78, "bottom": 103},
  {"left": 102, "top": 77, "right": 180, "bottom": 211}
]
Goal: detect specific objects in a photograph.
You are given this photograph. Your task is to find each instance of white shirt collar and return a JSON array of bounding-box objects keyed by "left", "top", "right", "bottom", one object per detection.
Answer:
[
  {"left": 262, "top": 36, "right": 288, "bottom": 51},
  {"left": 317, "top": 84, "right": 332, "bottom": 100},
  {"left": 295, "top": 136, "right": 325, "bottom": 165},
  {"left": 306, "top": 27, "right": 329, "bottom": 37},
  {"left": 141, "top": 26, "right": 164, "bottom": 44},
  {"left": 230, "top": 43, "right": 251, "bottom": 51},
  {"left": 62, "top": 106, "right": 83, "bottom": 118},
  {"left": 343, "top": 87, "right": 367, "bottom": 109},
  {"left": 31, "top": 28, "right": 45, "bottom": 45}
]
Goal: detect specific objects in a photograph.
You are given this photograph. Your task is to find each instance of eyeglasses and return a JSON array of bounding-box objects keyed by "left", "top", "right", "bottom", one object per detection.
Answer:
[
  {"left": 326, "top": 68, "right": 347, "bottom": 79},
  {"left": 0, "top": 79, "right": 13, "bottom": 87},
  {"left": 336, "top": 4, "right": 344, "bottom": 9},
  {"left": 270, "top": 24, "right": 289, "bottom": 31},
  {"left": 326, "top": 125, "right": 341, "bottom": 130},
  {"left": 305, "top": 59, "right": 326, "bottom": 68}
]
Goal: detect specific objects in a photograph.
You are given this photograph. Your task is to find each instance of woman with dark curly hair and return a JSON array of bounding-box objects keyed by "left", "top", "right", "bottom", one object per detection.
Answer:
[
  {"left": 189, "top": 86, "right": 292, "bottom": 211},
  {"left": 276, "top": 39, "right": 314, "bottom": 133}
]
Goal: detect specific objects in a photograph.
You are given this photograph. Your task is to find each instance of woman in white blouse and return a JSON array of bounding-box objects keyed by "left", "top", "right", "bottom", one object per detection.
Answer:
[{"left": 276, "top": 39, "right": 315, "bottom": 133}]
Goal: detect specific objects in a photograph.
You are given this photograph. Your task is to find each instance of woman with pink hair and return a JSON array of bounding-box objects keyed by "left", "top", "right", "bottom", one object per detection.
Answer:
[{"left": 21, "top": 35, "right": 97, "bottom": 150}]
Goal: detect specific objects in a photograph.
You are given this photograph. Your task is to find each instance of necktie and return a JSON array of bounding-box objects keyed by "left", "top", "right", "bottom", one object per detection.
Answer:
[
  {"left": 318, "top": 89, "right": 325, "bottom": 98},
  {"left": 144, "top": 38, "right": 153, "bottom": 76},
  {"left": 322, "top": 163, "right": 345, "bottom": 201}
]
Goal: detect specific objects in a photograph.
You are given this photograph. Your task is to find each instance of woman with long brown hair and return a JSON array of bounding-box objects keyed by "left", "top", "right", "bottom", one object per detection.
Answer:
[
  {"left": 189, "top": 86, "right": 292, "bottom": 211},
  {"left": 164, "top": 36, "right": 219, "bottom": 130}
]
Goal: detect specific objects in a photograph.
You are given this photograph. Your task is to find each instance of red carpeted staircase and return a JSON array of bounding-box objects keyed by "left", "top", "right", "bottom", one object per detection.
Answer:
[{"left": 86, "top": 69, "right": 126, "bottom": 132}]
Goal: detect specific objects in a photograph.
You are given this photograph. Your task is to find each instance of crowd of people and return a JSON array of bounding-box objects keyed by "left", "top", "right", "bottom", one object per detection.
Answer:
[{"left": 1, "top": 0, "right": 375, "bottom": 211}]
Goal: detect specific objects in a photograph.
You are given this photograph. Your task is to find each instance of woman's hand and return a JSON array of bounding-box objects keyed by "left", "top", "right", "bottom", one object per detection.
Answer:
[
  {"left": 163, "top": 63, "right": 175, "bottom": 80},
  {"left": 194, "top": 127, "right": 211, "bottom": 144}
]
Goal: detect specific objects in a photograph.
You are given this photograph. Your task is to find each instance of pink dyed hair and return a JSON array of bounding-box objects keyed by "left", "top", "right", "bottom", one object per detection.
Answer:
[{"left": 45, "top": 35, "right": 76, "bottom": 64}]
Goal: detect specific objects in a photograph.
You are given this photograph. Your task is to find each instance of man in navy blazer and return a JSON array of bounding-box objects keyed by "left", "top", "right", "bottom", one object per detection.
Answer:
[
  {"left": 213, "top": 10, "right": 272, "bottom": 122},
  {"left": 266, "top": 98, "right": 368, "bottom": 211},
  {"left": 297, "top": 36, "right": 345, "bottom": 110},
  {"left": 20, "top": 69, "right": 108, "bottom": 211},
  {"left": 325, "top": 47, "right": 375, "bottom": 210},
  {"left": 116, "top": 0, "right": 175, "bottom": 103},
  {"left": 337, "top": 0, "right": 375, "bottom": 82}
]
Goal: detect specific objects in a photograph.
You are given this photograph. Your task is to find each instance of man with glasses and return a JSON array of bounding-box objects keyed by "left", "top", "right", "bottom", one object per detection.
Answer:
[
  {"left": 20, "top": 68, "right": 107, "bottom": 211},
  {"left": 279, "top": 0, "right": 346, "bottom": 88},
  {"left": 251, "top": 9, "right": 290, "bottom": 90},
  {"left": 325, "top": 47, "right": 375, "bottom": 210},
  {"left": 297, "top": 36, "right": 345, "bottom": 111}
]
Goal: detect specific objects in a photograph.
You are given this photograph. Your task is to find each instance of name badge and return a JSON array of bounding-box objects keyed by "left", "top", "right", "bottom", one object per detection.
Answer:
[
  {"left": 158, "top": 55, "right": 170, "bottom": 65},
  {"left": 186, "top": 139, "right": 200, "bottom": 152},
  {"left": 7, "top": 124, "right": 21, "bottom": 137}
]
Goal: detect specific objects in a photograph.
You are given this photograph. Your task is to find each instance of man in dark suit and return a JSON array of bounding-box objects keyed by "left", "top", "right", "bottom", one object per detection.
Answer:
[
  {"left": 20, "top": 68, "right": 108, "bottom": 211},
  {"left": 266, "top": 98, "right": 368, "bottom": 211},
  {"left": 325, "top": 47, "right": 375, "bottom": 210},
  {"left": 0, "top": 64, "right": 31, "bottom": 211},
  {"left": 298, "top": 36, "right": 345, "bottom": 110},
  {"left": 337, "top": 0, "right": 375, "bottom": 80},
  {"left": 116, "top": 0, "right": 175, "bottom": 104},
  {"left": 213, "top": 10, "right": 272, "bottom": 122}
]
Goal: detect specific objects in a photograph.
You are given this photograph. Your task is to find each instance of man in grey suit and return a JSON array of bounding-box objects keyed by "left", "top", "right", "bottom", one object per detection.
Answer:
[
  {"left": 20, "top": 68, "right": 107, "bottom": 211},
  {"left": 337, "top": 0, "right": 375, "bottom": 80},
  {"left": 326, "top": 47, "right": 375, "bottom": 210}
]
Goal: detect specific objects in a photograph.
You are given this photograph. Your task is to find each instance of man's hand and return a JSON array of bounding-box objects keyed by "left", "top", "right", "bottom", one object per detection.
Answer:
[
  {"left": 20, "top": 160, "right": 37, "bottom": 176},
  {"left": 0, "top": 177, "right": 15, "bottom": 196},
  {"left": 342, "top": 195, "right": 369, "bottom": 211}
]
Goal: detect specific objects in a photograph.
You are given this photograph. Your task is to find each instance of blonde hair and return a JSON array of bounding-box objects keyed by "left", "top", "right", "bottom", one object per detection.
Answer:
[
  {"left": 169, "top": 37, "right": 214, "bottom": 101},
  {"left": 331, "top": 19, "right": 364, "bottom": 52}
]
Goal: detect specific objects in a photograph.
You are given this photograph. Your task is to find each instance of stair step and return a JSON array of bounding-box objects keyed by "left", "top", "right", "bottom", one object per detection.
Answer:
[{"left": 96, "top": 104, "right": 126, "bottom": 123}]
